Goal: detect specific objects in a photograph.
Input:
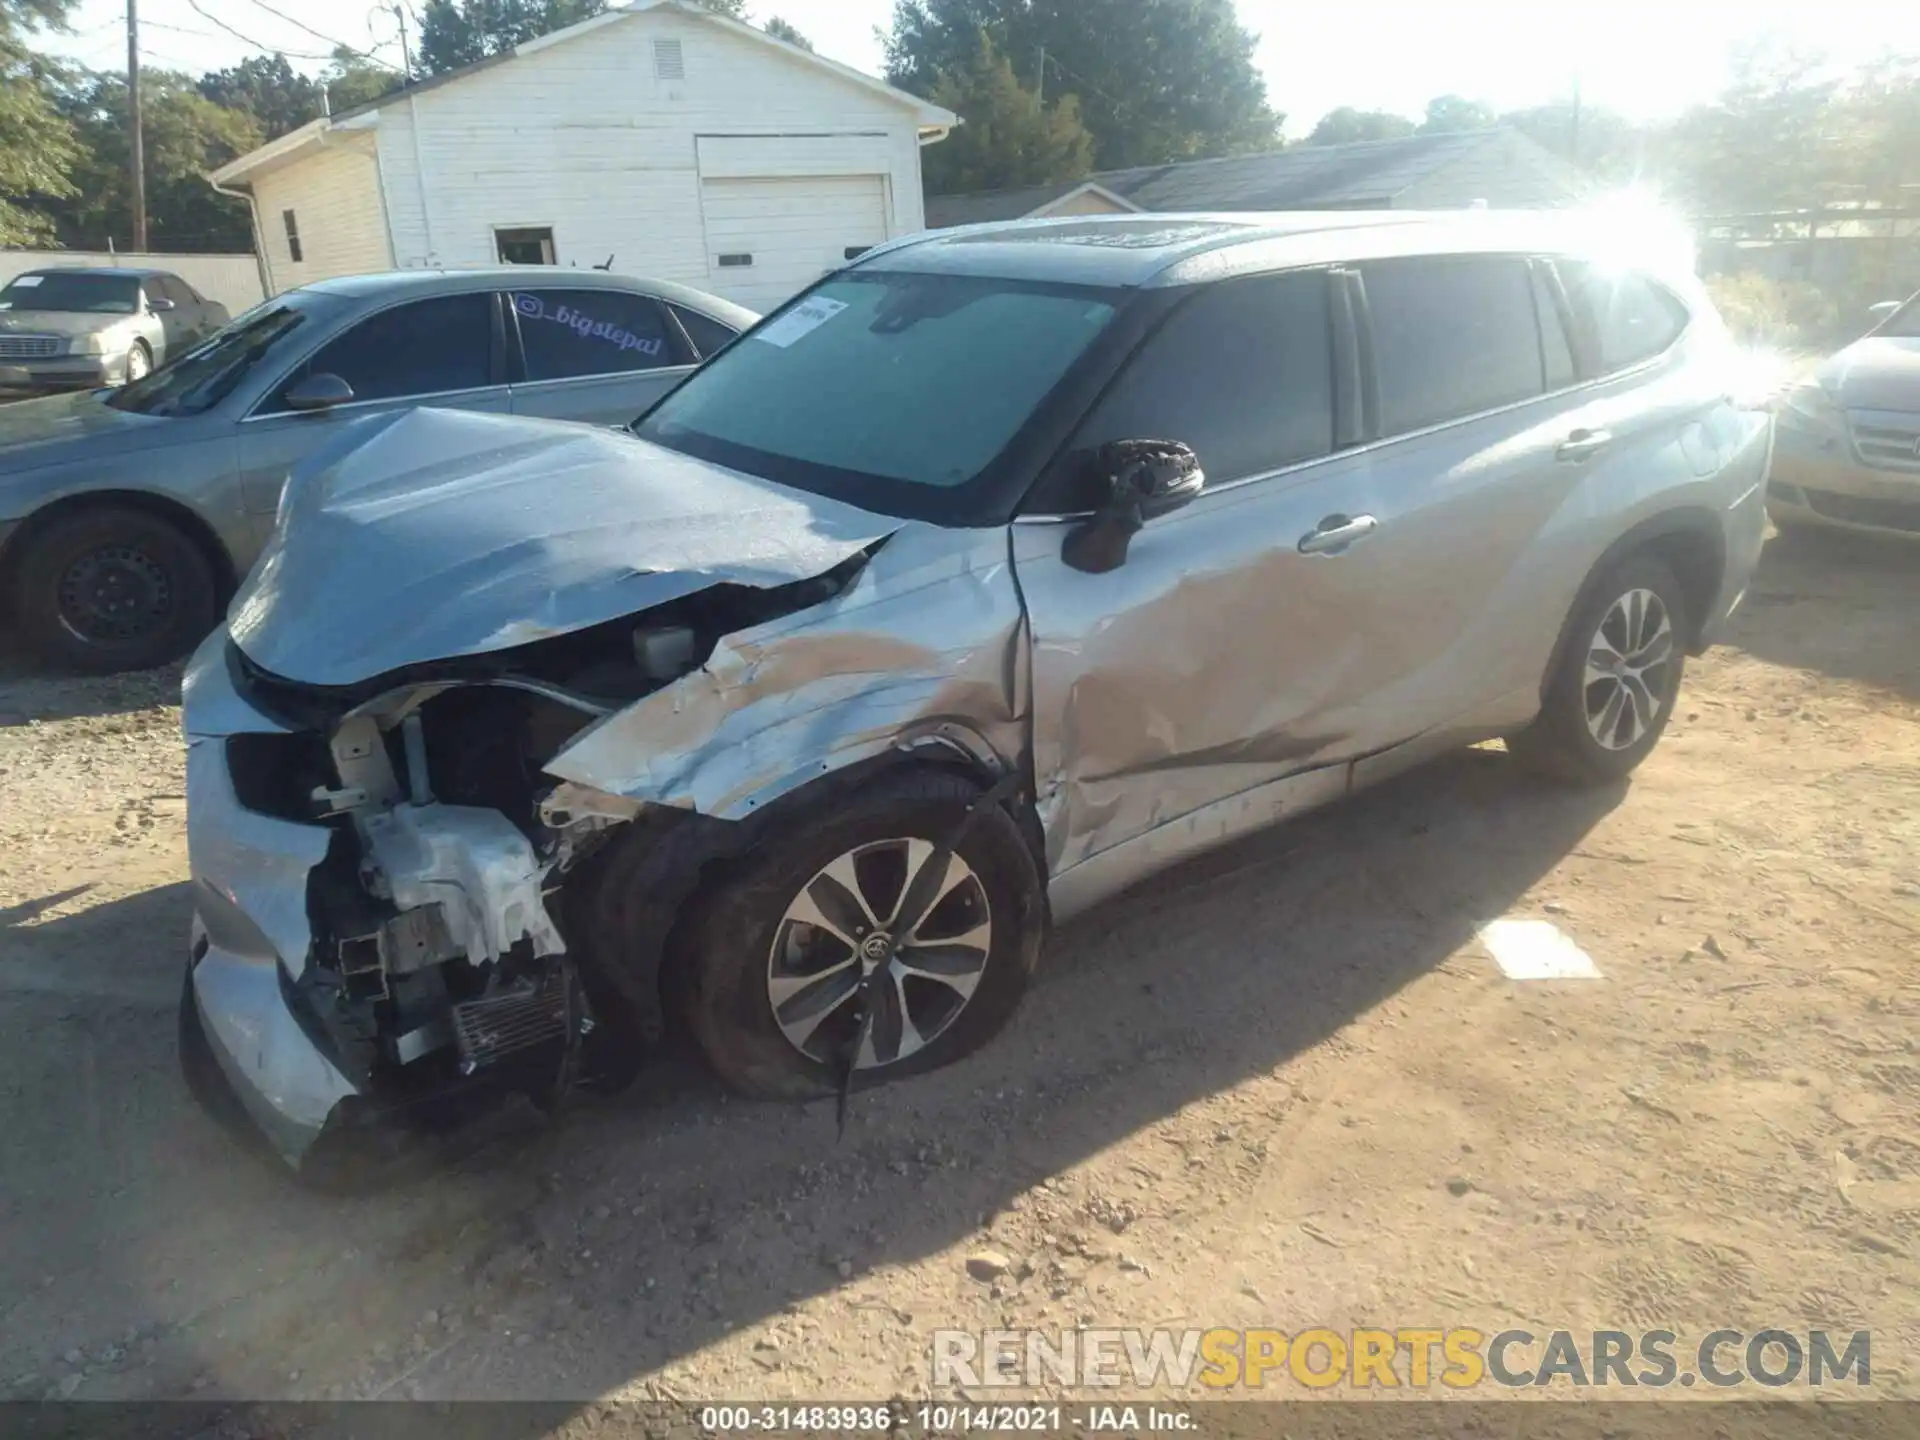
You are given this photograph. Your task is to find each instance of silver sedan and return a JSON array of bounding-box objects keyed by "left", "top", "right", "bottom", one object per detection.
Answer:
[
  {"left": 0, "top": 268, "right": 755, "bottom": 672},
  {"left": 0, "top": 266, "right": 228, "bottom": 395}
]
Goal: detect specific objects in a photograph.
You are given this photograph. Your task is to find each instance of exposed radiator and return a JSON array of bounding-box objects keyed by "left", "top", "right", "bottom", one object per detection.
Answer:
[{"left": 451, "top": 974, "right": 570, "bottom": 1074}]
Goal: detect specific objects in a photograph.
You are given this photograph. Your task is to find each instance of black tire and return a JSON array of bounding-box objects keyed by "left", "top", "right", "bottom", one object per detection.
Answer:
[
  {"left": 678, "top": 769, "right": 1045, "bottom": 1100},
  {"left": 9, "top": 504, "right": 221, "bottom": 673},
  {"left": 1508, "top": 553, "right": 1690, "bottom": 785}
]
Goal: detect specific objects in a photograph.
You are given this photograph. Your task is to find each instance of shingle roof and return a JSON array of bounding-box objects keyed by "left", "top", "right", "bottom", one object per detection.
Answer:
[{"left": 926, "top": 130, "right": 1585, "bottom": 229}]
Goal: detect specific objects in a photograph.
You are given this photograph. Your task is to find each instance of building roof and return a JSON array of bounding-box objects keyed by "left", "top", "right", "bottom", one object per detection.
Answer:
[
  {"left": 926, "top": 129, "right": 1583, "bottom": 229},
  {"left": 209, "top": 0, "right": 956, "bottom": 189}
]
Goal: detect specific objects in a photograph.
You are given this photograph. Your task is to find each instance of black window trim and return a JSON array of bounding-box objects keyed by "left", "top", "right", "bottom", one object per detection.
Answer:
[
  {"left": 502, "top": 285, "right": 696, "bottom": 388},
  {"left": 1547, "top": 257, "right": 1693, "bottom": 383},
  {"left": 242, "top": 289, "right": 509, "bottom": 422},
  {"left": 1017, "top": 265, "right": 1355, "bottom": 519}
]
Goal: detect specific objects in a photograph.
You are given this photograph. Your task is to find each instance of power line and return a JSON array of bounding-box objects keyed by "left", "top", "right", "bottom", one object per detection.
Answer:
[{"left": 234, "top": 0, "right": 377, "bottom": 59}]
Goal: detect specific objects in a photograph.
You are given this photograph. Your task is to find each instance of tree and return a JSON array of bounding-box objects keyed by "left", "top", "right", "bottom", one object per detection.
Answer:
[
  {"left": 0, "top": 0, "right": 81, "bottom": 245},
  {"left": 50, "top": 69, "right": 262, "bottom": 252},
  {"left": 697, "top": 0, "right": 748, "bottom": 15},
  {"left": 1306, "top": 107, "right": 1414, "bottom": 146},
  {"left": 763, "top": 17, "right": 813, "bottom": 51},
  {"left": 1418, "top": 94, "right": 1496, "bottom": 134},
  {"left": 323, "top": 45, "right": 403, "bottom": 112},
  {"left": 1499, "top": 99, "right": 1641, "bottom": 181},
  {"left": 418, "top": 0, "right": 606, "bottom": 74},
  {"left": 920, "top": 34, "right": 1093, "bottom": 195},
  {"left": 1659, "top": 41, "right": 1844, "bottom": 221},
  {"left": 887, "top": 0, "right": 1277, "bottom": 170},
  {"left": 197, "top": 53, "right": 323, "bottom": 140}
]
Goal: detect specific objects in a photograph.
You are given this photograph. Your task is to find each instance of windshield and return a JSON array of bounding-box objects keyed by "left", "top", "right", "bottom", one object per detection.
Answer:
[
  {"left": 1876, "top": 295, "right": 1920, "bottom": 339},
  {"left": 108, "top": 301, "right": 314, "bottom": 417},
  {"left": 635, "top": 271, "right": 1120, "bottom": 520},
  {"left": 0, "top": 273, "right": 141, "bottom": 314}
]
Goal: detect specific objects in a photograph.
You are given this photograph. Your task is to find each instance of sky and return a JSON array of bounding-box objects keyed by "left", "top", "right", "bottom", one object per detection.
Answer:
[{"left": 44, "top": 0, "right": 1920, "bottom": 137}]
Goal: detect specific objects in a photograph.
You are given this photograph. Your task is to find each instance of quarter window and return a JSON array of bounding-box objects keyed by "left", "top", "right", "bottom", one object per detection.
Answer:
[
  {"left": 670, "top": 304, "right": 739, "bottom": 359},
  {"left": 1362, "top": 257, "right": 1545, "bottom": 435},
  {"left": 1558, "top": 261, "right": 1689, "bottom": 373},
  {"left": 1068, "top": 271, "right": 1336, "bottom": 491},
  {"left": 274, "top": 293, "right": 493, "bottom": 409}
]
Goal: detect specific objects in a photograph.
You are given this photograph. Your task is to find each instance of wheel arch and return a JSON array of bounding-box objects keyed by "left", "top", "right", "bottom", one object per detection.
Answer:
[
  {"left": 1536, "top": 507, "right": 1726, "bottom": 705},
  {"left": 0, "top": 487, "right": 240, "bottom": 609}
]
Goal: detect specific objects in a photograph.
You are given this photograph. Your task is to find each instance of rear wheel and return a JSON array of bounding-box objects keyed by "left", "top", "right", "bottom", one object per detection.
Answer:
[
  {"left": 9, "top": 504, "right": 221, "bottom": 673},
  {"left": 677, "top": 770, "right": 1044, "bottom": 1100},
  {"left": 1509, "top": 554, "right": 1689, "bottom": 785}
]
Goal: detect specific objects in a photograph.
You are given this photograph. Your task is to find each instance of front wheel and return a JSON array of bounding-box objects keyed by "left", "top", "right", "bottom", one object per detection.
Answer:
[
  {"left": 8, "top": 504, "right": 222, "bottom": 673},
  {"left": 678, "top": 769, "right": 1045, "bottom": 1100},
  {"left": 123, "top": 340, "right": 152, "bottom": 384},
  {"left": 1508, "top": 554, "right": 1689, "bottom": 785}
]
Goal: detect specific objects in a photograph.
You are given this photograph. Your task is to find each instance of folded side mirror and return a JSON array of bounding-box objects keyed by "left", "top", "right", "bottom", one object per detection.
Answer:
[
  {"left": 1061, "top": 439, "right": 1205, "bottom": 575},
  {"left": 282, "top": 372, "right": 355, "bottom": 413}
]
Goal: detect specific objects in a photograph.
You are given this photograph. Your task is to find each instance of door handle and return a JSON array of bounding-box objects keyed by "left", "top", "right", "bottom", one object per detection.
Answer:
[
  {"left": 1556, "top": 427, "right": 1613, "bottom": 462},
  {"left": 1298, "top": 513, "right": 1380, "bottom": 556}
]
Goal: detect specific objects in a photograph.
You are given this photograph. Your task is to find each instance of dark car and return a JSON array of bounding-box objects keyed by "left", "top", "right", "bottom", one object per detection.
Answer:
[
  {"left": 0, "top": 268, "right": 756, "bottom": 672},
  {"left": 0, "top": 266, "right": 229, "bottom": 395}
]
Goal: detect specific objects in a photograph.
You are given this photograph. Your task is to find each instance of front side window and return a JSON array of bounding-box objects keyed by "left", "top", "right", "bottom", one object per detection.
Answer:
[
  {"left": 0, "top": 273, "right": 140, "bottom": 314},
  {"left": 510, "top": 289, "right": 686, "bottom": 380},
  {"left": 1363, "top": 256, "right": 1546, "bottom": 435},
  {"left": 1067, "top": 271, "right": 1335, "bottom": 493},
  {"left": 1558, "top": 261, "right": 1689, "bottom": 373},
  {"left": 636, "top": 271, "right": 1121, "bottom": 521},
  {"left": 272, "top": 293, "right": 494, "bottom": 410}
]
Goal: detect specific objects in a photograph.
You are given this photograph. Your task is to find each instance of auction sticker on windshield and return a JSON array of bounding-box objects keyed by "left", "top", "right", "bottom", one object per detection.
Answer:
[{"left": 754, "top": 295, "right": 848, "bottom": 349}]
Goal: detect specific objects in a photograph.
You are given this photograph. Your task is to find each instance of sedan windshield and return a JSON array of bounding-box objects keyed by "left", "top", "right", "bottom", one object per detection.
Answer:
[
  {"left": 635, "top": 271, "right": 1120, "bottom": 521},
  {"left": 0, "top": 273, "right": 141, "bottom": 314},
  {"left": 108, "top": 302, "right": 312, "bottom": 417}
]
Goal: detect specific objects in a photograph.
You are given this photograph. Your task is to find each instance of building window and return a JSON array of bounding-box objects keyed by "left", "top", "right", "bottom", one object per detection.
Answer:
[
  {"left": 495, "top": 226, "right": 557, "bottom": 265},
  {"left": 282, "top": 209, "right": 303, "bottom": 264},
  {"left": 653, "top": 38, "right": 685, "bottom": 80}
]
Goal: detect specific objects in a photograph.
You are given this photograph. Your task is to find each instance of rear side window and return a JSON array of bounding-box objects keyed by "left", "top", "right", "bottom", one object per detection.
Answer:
[
  {"left": 1069, "top": 270, "right": 1335, "bottom": 487},
  {"left": 1362, "top": 256, "right": 1545, "bottom": 435},
  {"left": 1557, "top": 261, "right": 1689, "bottom": 373},
  {"left": 671, "top": 304, "right": 740, "bottom": 359},
  {"left": 511, "top": 289, "right": 688, "bottom": 380}
]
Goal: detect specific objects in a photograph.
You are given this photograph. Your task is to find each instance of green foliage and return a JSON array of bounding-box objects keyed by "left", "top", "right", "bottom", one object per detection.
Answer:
[
  {"left": 921, "top": 34, "right": 1094, "bottom": 196},
  {"left": 1497, "top": 99, "right": 1642, "bottom": 183},
  {"left": 50, "top": 70, "right": 263, "bottom": 251},
  {"left": 0, "top": 0, "right": 80, "bottom": 245},
  {"left": 1704, "top": 271, "right": 1843, "bottom": 349},
  {"left": 887, "top": 0, "right": 1277, "bottom": 170},
  {"left": 1418, "top": 94, "right": 1496, "bottom": 134},
  {"left": 1306, "top": 107, "right": 1414, "bottom": 146},
  {"left": 763, "top": 17, "right": 813, "bottom": 51},
  {"left": 417, "top": 0, "right": 607, "bottom": 75},
  {"left": 322, "top": 46, "right": 404, "bottom": 112},
  {"left": 197, "top": 54, "right": 323, "bottom": 141}
]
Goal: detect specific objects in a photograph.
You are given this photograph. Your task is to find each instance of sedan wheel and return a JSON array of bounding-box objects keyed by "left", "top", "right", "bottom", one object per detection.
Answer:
[{"left": 124, "top": 342, "right": 152, "bottom": 383}]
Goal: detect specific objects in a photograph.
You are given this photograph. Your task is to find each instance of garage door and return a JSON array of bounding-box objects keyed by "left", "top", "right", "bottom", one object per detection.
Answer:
[{"left": 700, "top": 175, "right": 888, "bottom": 311}]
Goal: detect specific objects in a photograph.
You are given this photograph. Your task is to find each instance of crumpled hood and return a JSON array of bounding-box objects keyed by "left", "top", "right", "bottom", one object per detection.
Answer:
[
  {"left": 226, "top": 407, "right": 904, "bottom": 688},
  {"left": 1821, "top": 336, "right": 1920, "bottom": 413}
]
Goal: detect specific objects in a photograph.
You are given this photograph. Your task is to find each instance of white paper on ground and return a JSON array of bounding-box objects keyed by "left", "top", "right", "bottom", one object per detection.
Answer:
[
  {"left": 1480, "top": 918, "right": 1603, "bottom": 980},
  {"left": 752, "top": 295, "right": 848, "bottom": 349}
]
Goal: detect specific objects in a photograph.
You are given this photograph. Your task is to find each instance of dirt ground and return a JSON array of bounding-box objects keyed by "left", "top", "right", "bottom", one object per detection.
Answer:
[{"left": 0, "top": 528, "right": 1915, "bottom": 1408}]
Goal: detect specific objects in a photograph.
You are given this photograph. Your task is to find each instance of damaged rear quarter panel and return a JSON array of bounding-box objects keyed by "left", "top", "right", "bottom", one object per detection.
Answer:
[{"left": 544, "top": 525, "right": 1030, "bottom": 818}]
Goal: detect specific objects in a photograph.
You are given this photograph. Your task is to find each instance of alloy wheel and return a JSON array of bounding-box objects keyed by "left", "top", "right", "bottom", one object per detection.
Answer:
[
  {"left": 767, "top": 837, "right": 993, "bottom": 1070},
  {"left": 1583, "top": 587, "right": 1674, "bottom": 751},
  {"left": 125, "top": 346, "right": 150, "bottom": 382}
]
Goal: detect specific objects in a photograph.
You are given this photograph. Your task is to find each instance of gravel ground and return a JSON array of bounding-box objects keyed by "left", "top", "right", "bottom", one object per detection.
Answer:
[{"left": 0, "top": 528, "right": 1915, "bottom": 1408}]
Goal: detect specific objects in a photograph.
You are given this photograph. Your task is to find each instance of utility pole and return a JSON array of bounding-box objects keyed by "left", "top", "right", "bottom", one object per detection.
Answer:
[
  {"left": 1036, "top": 45, "right": 1046, "bottom": 105},
  {"left": 392, "top": 2, "right": 414, "bottom": 81},
  {"left": 127, "top": 0, "right": 147, "bottom": 251},
  {"left": 1569, "top": 73, "right": 1583, "bottom": 168}
]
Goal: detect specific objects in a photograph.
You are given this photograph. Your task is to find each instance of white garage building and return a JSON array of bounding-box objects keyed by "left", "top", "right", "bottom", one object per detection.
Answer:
[{"left": 207, "top": 0, "right": 956, "bottom": 311}]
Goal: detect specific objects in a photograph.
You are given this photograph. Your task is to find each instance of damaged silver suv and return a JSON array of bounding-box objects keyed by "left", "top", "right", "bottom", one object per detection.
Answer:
[{"left": 180, "top": 212, "right": 1772, "bottom": 1175}]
